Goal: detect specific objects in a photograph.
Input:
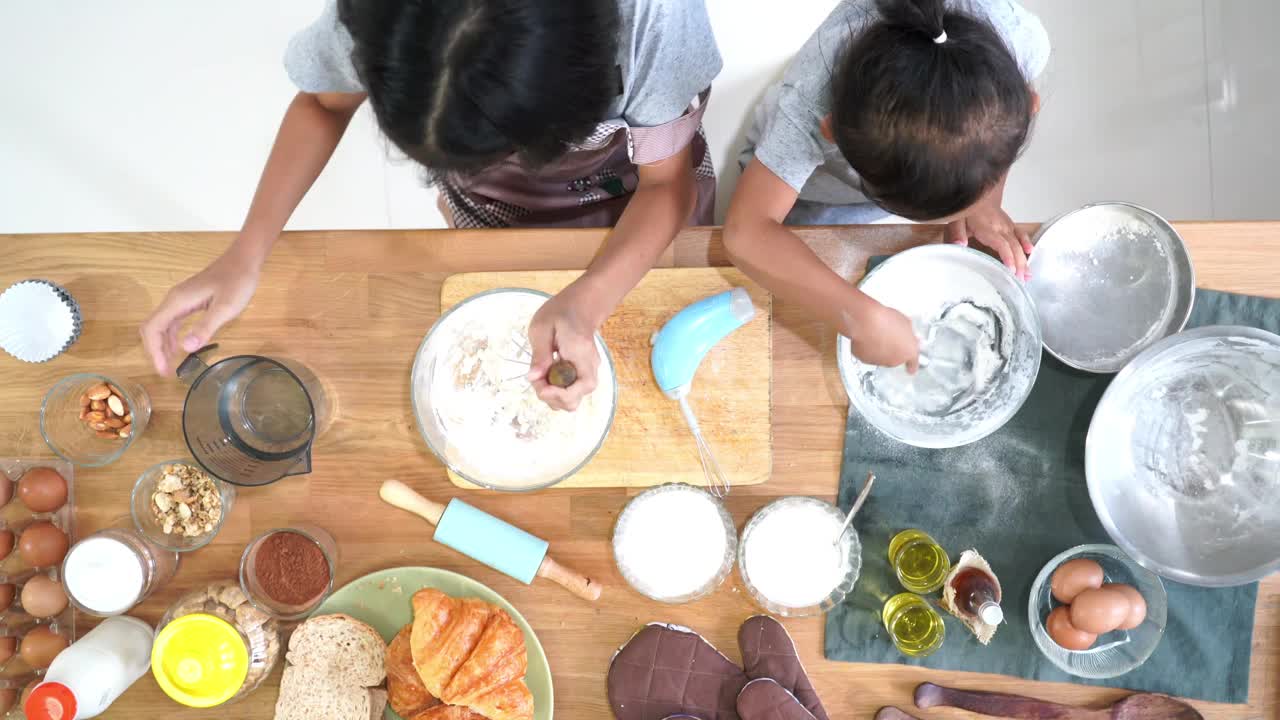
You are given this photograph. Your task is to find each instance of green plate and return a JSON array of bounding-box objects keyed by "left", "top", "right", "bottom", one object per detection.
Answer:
[{"left": 313, "top": 567, "right": 553, "bottom": 720}]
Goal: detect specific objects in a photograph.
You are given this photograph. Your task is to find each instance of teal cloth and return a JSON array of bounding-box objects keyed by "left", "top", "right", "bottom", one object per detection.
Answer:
[{"left": 824, "top": 286, "right": 1277, "bottom": 704}]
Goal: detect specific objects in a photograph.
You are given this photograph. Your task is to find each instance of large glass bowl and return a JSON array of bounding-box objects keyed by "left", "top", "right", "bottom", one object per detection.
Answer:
[
  {"left": 1028, "top": 544, "right": 1167, "bottom": 679},
  {"left": 411, "top": 288, "right": 618, "bottom": 491},
  {"left": 40, "top": 373, "right": 151, "bottom": 466},
  {"left": 838, "top": 245, "right": 1042, "bottom": 448}
]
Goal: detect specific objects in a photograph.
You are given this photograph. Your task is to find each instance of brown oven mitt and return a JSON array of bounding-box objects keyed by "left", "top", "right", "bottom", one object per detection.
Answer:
[
  {"left": 608, "top": 623, "right": 749, "bottom": 720},
  {"left": 736, "top": 679, "right": 818, "bottom": 720},
  {"left": 737, "top": 617, "right": 829, "bottom": 720}
]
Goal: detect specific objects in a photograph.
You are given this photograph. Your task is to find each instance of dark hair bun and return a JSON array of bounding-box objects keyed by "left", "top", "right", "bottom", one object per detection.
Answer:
[{"left": 876, "top": 0, "right": 947, "bottom": 40}]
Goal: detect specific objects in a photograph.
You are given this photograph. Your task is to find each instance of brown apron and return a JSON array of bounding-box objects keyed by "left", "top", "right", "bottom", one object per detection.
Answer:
[{"left": 440, "top": 89, "right": 716, "bottom": 229}]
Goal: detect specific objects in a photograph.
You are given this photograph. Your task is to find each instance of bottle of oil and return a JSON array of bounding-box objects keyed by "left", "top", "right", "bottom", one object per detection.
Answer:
[
  {"left": 888, "top": 529, "right": 950, "bottom": 594},
  {"left": 882, "top": 593, "right": 945, "bottom": 657}
]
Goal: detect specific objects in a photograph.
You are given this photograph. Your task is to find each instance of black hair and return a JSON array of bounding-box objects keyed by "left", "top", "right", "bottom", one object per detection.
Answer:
[
  {"left": 338, "top": 0, "right": 621, "bottom": 175},
  {"left": 831, "top": 0, "right": 1034, "bottom": 221}
]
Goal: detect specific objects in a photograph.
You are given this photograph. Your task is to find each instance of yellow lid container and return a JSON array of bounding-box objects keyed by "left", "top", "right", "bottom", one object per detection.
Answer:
[{"left": 151, "top": 613, "right": 250, "bottom": 708}]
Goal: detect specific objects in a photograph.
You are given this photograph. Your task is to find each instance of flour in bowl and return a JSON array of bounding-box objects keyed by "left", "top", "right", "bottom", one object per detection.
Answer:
[{"left": 415, "top": 290, "right": 615, "bottom": 488}]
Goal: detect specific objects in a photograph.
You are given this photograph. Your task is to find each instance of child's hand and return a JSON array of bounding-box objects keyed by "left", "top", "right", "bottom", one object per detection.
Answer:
[
  {"left": 946, "top": 204, "right": 1033, "bottom": 281},
  {"left": 140, "top": 246, "right": 263, "bottom": 376},
  {"left": 848, "top": 303, "right": 920, "bottom": 372},
  {"left": 526, "top": 284, "right": 604, "bottom": 412}
]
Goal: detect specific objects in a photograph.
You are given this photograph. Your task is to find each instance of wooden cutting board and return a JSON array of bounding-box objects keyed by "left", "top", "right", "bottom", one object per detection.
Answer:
[{"left": 441, "top": 268, "right": 772, "bottom": 489}]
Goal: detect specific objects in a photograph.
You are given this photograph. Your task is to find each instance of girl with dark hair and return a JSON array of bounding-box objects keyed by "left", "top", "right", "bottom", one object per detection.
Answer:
[
  {"left": 141, "top": 0, "right": 722, "bottom": 411},
  {"left": 725, "top": 0, "right": 1048, "bottom": 371}
]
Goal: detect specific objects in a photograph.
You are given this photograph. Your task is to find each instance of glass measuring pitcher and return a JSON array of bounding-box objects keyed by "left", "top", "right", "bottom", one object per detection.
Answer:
[{"left": 177, "top": 345, "right": 329, "bottom": 486}]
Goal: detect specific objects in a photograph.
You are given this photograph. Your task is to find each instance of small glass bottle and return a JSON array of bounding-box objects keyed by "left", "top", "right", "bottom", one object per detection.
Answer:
[
  {"left": 950, "top": 566, "right": 1003, "bottom": 624},
  {"left": 888, "top": 529, "right": 950, "bottom": 594},
  {"left": 882, "top": 593, "right": 945, "bottom": 657}
]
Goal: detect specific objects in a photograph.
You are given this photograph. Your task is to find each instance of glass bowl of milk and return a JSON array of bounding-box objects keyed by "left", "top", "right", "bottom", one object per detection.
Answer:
[{"left": 738, "top": 497, "right": 861, "bottom": 617}]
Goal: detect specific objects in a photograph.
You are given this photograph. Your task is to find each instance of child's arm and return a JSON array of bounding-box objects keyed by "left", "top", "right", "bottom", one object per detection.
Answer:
[
  {"left": 140, "top": 91, "right": 365, "bottom": 375},
  {"left": 527, "top": 145, "right": 698, "bottom": 410},
  {"left": 724, "top": 158, "right": 919, "bottom": 369}
]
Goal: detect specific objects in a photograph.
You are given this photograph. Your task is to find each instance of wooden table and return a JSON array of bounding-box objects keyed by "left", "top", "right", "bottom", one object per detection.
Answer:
[{"left": 2, "top": 224, "right": 1277, "bottom": 719}]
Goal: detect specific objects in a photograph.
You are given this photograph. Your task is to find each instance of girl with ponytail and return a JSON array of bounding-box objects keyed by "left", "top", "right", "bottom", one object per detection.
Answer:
[{"left": 726, "top": 0, "right": 1048, "bottom": 371}]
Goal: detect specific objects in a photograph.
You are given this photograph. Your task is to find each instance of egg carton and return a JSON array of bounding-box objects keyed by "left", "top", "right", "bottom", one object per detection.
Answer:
[{"left": 0, "top": 458, "right": 76, "bottom": 709}]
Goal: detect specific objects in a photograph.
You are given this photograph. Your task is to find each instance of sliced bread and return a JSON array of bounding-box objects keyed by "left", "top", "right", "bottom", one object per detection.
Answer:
[
  {"left": 286, "top": 613, "right": 387, "bottom": 687},
  {"left": 274, "top": 614, "right": 388, "bottom": 720},
  {"left": 275, "top": 665, "right": 381, "bottom": 720}
]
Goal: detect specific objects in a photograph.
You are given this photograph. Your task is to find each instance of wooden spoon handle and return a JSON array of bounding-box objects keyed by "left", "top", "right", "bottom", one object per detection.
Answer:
[
  {"left": 875, "top": 707, "right": 923, "bottom": 720},
  {"left": 915, "top": 683, "right": 1107, "bottom": 720}
]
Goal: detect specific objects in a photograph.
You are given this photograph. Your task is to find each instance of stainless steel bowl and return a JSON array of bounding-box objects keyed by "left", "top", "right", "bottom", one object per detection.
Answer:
[
  {"left": 1086, "top": 326, "right": 1280, "bottom": 586},
  {"left": 1027, "top": 202, "right": 1194, "bottom": 373}
]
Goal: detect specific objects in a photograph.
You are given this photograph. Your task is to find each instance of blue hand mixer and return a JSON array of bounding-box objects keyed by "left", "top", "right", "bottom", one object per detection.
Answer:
[{"left": 650, "top": 288, "right": 757, "bottom": 497}]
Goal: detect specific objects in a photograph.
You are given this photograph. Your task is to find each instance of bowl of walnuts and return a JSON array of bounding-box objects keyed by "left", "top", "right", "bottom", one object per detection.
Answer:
[{"left": 131, "top": 460, "right": 235, "bottom": 552}]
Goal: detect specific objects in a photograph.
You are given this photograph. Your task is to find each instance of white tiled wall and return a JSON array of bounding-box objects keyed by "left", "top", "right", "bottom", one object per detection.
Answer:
[{"left": 1, "top": 1, "right": 1275, "bottom": 234}]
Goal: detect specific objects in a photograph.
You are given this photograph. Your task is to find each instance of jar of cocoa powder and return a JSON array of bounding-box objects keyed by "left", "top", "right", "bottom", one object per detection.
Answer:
[{"left": 238, "top": 525, "right": 337, "bottom": 621}]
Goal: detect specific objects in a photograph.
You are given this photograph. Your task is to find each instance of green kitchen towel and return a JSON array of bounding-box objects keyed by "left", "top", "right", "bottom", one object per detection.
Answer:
[{"left": 825, "top": 286, "right": 1277, "bottom": 704}]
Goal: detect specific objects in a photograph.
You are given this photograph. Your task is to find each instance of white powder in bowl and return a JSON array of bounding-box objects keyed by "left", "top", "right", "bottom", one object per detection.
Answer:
[
  {"left": 742, "top": 499, "right": 851, "bottom": 609},
  {"left": 415, "top": 291, "right": 615, "bottom": 488},
  {"left": 613, "top": 485, "right": 732, "bottom": 602}
]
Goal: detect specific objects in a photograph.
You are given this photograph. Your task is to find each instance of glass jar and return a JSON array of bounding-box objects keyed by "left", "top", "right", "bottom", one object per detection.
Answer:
[
  {"left": 151, "top": 582, "right": 282, "bottom": 707},
  {"left": 62, "top": 519, "right": 179, "bottom": 617},
  {"left": 39, "top": 374, "right": 152, "bottom": 467}
]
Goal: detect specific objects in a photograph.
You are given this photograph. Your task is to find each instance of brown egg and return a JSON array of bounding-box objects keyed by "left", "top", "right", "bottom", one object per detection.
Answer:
[
  {"left": 1104, "top": 583, "right": 1147, "bottom": 630},
  {"left": 19, "top": 680, "right": 39, "bottom": 711},
  {"left": 1069, "top": 587, "right": 1132, "bottom": 634},
  {"left": 17, "top": 468, "right": 68, "bottom": 513},
  {"left": 0, "top": 636, "right": 16, "bottom": 664},
  {"left": 0, "top": 583, "right": 14, "bottom": 612},
  {"left": 1050, "top": 558, "right": 1105, "bottom": 604},
  {"left": 19, "top": 522, "right": 69, "bottom": 568},
  {"left": 19, "top": 626, "right": 68, "bottom": 669},
  {"left": 0, "top": 688, "right": 14, "bottom": 715},
  {"left": 0, "top": 470, "right": 12, "bottom": 507},
  {"left": 0, "top": 530, "right": 13, "bottom": 561},
  {"left": 21, "top": 575, "right": 68, "bottom": 618},
  {"left": 1045, "top": 605, "right": 1097, "bottom": 651}
]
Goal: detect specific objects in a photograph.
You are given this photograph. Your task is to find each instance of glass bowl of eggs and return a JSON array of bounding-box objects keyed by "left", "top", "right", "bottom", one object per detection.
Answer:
[{"left": 1028, "top": 544, "right": 1167, "bottom": 679}]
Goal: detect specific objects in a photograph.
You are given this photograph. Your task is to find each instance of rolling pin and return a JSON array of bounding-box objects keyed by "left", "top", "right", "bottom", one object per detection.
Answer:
[{"left": 380, "top": 480, "right": 603, "bottom": 602}]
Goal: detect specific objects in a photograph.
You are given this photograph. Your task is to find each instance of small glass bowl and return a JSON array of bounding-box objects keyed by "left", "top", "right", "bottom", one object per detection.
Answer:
[
  {"left": 738, "top": 496, "right": 861, "bottom": 617},
  {"left": 1029, "top": 543, "right": 1167, "bottom": 679},
  {"left": 239, "top": 526, "right": 337, "bottom": 621},
  {"left": 131, "top": 460, "right": 236, "bottom": 552},
  {"left": 612, "top": 483, "right": 737, "bottom": 604},
  {"left": 40, "top": 373, "right": 152, "bottom": 467}
]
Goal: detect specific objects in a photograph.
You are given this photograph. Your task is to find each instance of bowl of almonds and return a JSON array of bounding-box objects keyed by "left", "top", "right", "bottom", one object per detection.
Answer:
[
  {"left": 39, "top": 374, "right": 152, "bottom": 466},
  {"left": 131, "top": 460, "right": 235, "bottom": 552}
]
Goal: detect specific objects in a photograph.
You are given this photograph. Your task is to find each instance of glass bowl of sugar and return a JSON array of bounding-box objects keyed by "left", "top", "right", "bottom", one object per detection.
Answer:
[
  {"left": 738, "top": 496, "right": 861, "bottom": 617},
  {"left": 612, "top": 483, "right": 737, "bottom": 604}
]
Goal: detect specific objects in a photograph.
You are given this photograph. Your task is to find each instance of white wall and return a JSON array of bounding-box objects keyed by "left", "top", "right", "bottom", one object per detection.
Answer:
[
  {"left": 0, "top": 0, "right": 837, "bottom": 234},
  {"left": 2, "top": 1, "right": 1275, "bottom": 234}
]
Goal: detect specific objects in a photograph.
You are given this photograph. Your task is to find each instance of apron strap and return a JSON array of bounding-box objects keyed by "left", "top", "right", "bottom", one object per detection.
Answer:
[{"left": 627, "top": 88, "right": 712, "bottom": 166}]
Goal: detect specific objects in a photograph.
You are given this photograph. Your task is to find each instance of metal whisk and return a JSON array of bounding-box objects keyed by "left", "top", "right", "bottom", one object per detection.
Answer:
[{"left": 676, "top": 395, "right": 730, "bottom": 498}]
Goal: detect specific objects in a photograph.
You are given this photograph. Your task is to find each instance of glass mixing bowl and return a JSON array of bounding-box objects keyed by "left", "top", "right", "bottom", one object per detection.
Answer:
[
  {"left": 1028, "top": 544, "right": 1167, "bottom": 679},
  {"left": 838, "top": 245, "right": 1042, "bottom": 448},
  {"left": 411, "top": 288, "right": 618, "bottom": 491}
]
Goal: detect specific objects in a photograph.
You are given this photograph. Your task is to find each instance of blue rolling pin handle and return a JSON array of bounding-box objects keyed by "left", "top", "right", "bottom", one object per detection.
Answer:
[
  {"left": 433, "top": 499, "right": 550, "bottom": 585},
  {"left": 651, "top": 288, "right": 756, "bottom": 397}
]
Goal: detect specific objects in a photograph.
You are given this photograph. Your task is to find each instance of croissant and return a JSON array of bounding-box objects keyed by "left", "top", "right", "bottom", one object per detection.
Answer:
[
  {"left": 410, "top": 589, "right": 534, "bottom": 720},
  {"left": 387, "top": 625, "right": 441, "bottom": 717}
]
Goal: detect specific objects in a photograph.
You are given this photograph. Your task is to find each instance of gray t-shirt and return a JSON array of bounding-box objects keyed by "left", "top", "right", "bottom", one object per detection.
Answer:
[
  {"left": 285, "top": 0, "right": 722, "bottom": 132},
  {"left": 741, "top": 0, "right": 1050, "bottom": 205}
]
